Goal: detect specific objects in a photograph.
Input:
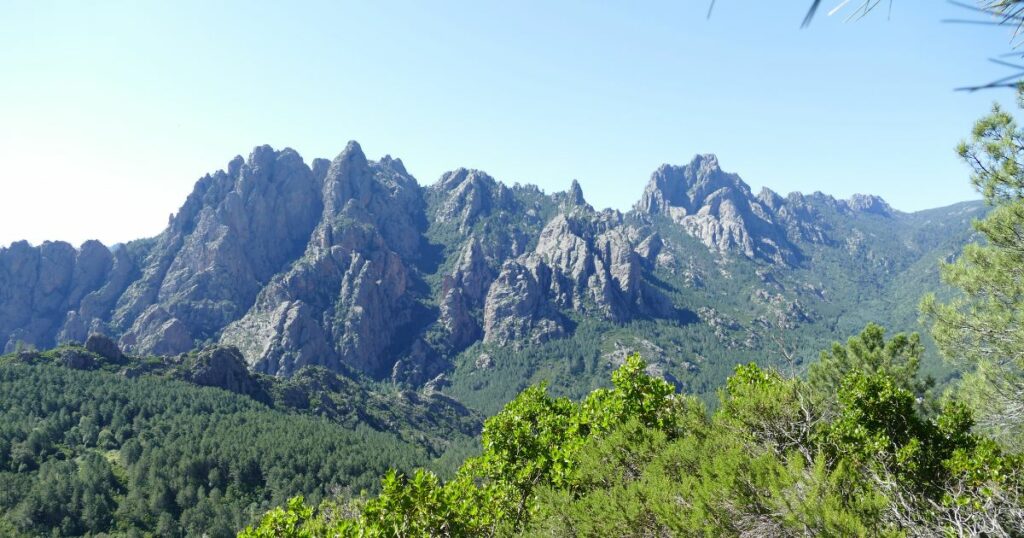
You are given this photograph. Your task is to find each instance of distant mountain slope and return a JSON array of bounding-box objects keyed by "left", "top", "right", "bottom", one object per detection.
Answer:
[{"left": 0, "top": 143, "right": 984, "bottom": 405}]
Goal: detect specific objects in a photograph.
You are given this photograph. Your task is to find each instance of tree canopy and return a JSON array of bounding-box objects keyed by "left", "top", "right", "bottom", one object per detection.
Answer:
[
  {"left": 242, "top": 334, "right": 1024, "bottom": 537},
  {"left": 923, "top": 85, "right": 1024, "bottom": 452}
]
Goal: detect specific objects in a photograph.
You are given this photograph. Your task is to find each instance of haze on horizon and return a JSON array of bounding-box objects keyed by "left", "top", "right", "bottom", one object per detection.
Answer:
[{"left": 0, "top": 1, "right": 1016, "bottom": 248}]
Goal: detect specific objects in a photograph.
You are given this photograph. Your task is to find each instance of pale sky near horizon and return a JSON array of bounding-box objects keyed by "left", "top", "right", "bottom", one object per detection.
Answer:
[{"left": 0, "top": 1, "right": 1019, "bottom": 248}]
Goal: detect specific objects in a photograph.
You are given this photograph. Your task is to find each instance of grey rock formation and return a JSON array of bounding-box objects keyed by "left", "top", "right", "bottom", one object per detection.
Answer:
[
  {"left": 85, "top": 333, "right": 123, "bottom": 361},
  {"left": 636, "top": 233, "right": 663, "bottom": 263},
  {"left": 523, "top": 211, "right": 672, "bottom": 322},
  {"left": 113, "top": 145, "right": 323, "bottom": 355},
  {"left": 483, "top": 260, "right": 566, "bottom": 345},
  {"left": 223, "top": 300, "right": 335, "bottom": 376},
  {"left": 426, "top": 168, "right": 543, "bottom": 264},
  {"left": 222, "top": 142, "right": 422, "bottom": 377},
  {"left": 0, "top": 239, "right": 131, "bottom": 353},
  {"left": 0, "top": 142, "right": 936, "bottom": 390},
  {"left": 60, "top": 348, "right": 96, "bottom": 370},
  {"left": 637, "top": 154, "right": 798, "bottom": 264},
  {"left": 119, "top": 306, "right": 192, "bottom": 356},
  {"left": 432, "top": 168, "right": 514, "bottom": 232},
  {"left": 845, "top": 194, "right": 892, "bottom": 215},
  {"left": 58, "top": 246, "right": 140, "bottom": 343},
  {"left": 438, "top": 238, "right": 495, "bottom": 350},
  {"left": 181, "top": 345, "right": 270, "bottom": 403},
  {"left": 553, "top": 179, "right": 592, "bottom": 211}
]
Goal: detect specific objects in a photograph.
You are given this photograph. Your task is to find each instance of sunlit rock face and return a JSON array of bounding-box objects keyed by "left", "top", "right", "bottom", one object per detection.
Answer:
[{"left": 636, "top": 154, "right": 799, "bottom": 264}]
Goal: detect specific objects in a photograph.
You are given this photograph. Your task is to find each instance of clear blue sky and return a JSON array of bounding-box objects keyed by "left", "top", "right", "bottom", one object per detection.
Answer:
[{"left": 0, "top": 1, "right": 1018, "bottom": 247}]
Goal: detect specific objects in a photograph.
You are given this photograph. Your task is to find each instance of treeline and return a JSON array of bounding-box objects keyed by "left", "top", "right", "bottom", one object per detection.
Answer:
[{"left": 0, "top": 364, "right": 438, "bottom": 537}]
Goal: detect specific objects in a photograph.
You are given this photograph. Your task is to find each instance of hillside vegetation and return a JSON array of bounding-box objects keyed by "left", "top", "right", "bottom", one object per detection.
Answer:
[
  {"left": 0, "top": 346, "right": 479, "bottom": 537},
  {"left": 242, "top": 333, "right": 1023, "bottom": 536}
]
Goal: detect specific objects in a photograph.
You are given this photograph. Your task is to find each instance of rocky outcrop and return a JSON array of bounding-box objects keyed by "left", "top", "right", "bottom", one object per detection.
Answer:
[
  {"left": 431, "top": 168, "right": 515, "bottom": 232},
  {"left": 426, "top": 169, "right": 549, "bottom": 264},
  {"left": 438, "top": 237, "right": 494, "bottom": 349},
  {"left": 119, "top": 306, "right": 193, "bottom": 356},
  {"left": 483, "top": 260, "right": 566, "bottom": 345},
  {"left": 522, "top": 212, "right": 672, "bottom": 322},
  {"left": 845, "top": 194, "right": 892, "bottom": 215},
  {"left": 637, "top": 154, "right": 799, "bottom": 264},
  {"left": 554, "top": 179, "right": 591, "bottom": 211},
  {"left": 221, "top": 142, "right": 422, "bottom": 377},
  {"left": 58, "top": 246, "right": 141, "bottom": 343},
  {"left": 85, "top": 333, "right": 123, "bottom": 361},
  {"left": 180, "top": 345, "right": 270, "bottom": 403},
  {"left": 0, "top": 240, "right": 132, "bottom": 353},
  {"left": 113, "top": 145, "right": 323, "bottom": 355},
  {"left": 60, "top": 348, "right": 97, "bottom": 370},
  {"left": 222, "top": 300, "right": 336, "bottom": 376}
]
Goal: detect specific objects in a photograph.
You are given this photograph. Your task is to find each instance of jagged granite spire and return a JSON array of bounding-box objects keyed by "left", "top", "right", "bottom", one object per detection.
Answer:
[
  {"left": 568, "top": 179, "right": 586, "bottom": 206},
  {"left": 636, "top": 154, "right": 798, "bottom": 264}
]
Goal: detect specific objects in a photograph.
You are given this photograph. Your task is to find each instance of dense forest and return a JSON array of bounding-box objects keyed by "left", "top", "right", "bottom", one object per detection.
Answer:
[
  {"left": 0, "top": 345, "right": 480, "bottom": 537},
  {"left": 0, "top": 363, "right": 429, "bottom": 536}
]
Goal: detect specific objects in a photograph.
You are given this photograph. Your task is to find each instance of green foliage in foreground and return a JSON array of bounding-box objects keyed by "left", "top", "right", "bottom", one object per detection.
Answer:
[
  {"left": 923, "top": 86, "right": 1024, "bottom": 452},
  {"left": 0, "top": 363, "right": 441, "bottom": 538},
  {"left": 242, "top": 325, "right": 1024, "bottom": 537}
]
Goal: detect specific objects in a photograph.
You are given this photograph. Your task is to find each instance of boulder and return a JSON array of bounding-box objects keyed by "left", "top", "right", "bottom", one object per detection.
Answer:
[
  {"left": 85, "top": 333, "right": 123, "bottom": 361},
  {"left": 182, "top": 345, "right": 270, "bottom": 403}
]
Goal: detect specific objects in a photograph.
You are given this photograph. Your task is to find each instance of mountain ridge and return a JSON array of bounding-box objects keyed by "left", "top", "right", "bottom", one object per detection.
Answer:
[{"left": 0, "top": 142, "right": 985, "bottom": 395}]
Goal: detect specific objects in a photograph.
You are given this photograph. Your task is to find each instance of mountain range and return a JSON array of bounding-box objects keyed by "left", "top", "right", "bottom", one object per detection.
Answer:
[{"left": 0, "top": 142, "right": 983, "bottom": 405}]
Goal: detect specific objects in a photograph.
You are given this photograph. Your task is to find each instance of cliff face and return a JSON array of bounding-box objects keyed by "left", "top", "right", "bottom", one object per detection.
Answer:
[
  {"left": 0, "top": 239, "right": 136, "bottom": 353},
  {"left": 114, "top": 145, "right": 324, "bottom": 356},
  {"left": 636, "top": 154, "right": 800, "bottom": 265},
  {"left": 0, "top": 144, "right": 983, "bottom": 383},
  {"left": 220, "top": 142, "right": 424, "bottom": 377}
]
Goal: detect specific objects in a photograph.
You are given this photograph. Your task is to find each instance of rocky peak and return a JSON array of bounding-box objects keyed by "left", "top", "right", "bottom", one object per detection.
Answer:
[
  {"left": 431, "top": 168, "right": 514, "bottom": 231},
  {"left": 569, "top": 179, "right": 585, "bottom": 204},
  {"left": 637, "top": 154, "right": 740, "bottom": 216},
  {"left": 113, "top": 145, "right": 323, "bottom": 356},
  {"left": 323, "top": 141, "right": 372, "bottom": 213},
  {"left": 555, "top": 179, "right": 591, "bottom": 211},
  {"left": 311, "top": 158, "right": 331, "bottom": 183},
  {"left": 845, "top": 194, "right": 892, "bottom": 216},
  {"left": 757, "top": 187, "right": 785, "bottom": 212},
  {"left": 636, "top": 155, "right": 798, "bottom": 264},
  {"left": 221, "top": 144, "right": 424, "bottom": 378},
  {"left": 379, "top": 154, "right": 408, "bottom": 176},
  {"left": 319, "top": 141, "right": 424, "bottom": 258}
]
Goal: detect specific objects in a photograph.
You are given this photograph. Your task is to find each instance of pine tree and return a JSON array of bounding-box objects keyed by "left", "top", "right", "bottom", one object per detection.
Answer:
[{"left": 922, "top": 86, "right": 1024, "bottom": 450}]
